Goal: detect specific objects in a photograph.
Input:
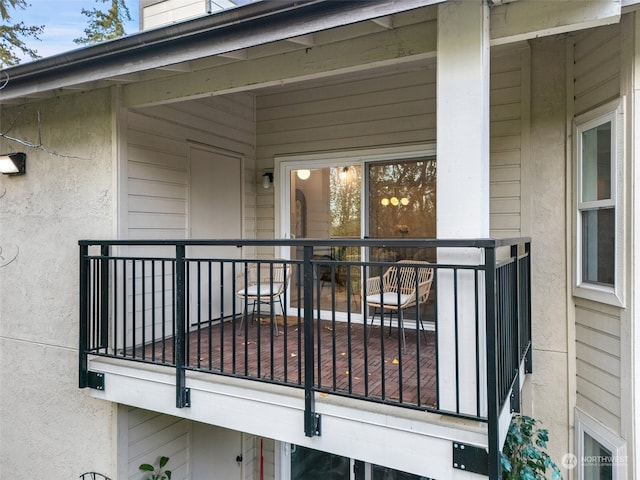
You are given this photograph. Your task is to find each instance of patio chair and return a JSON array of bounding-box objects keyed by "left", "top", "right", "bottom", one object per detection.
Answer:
[
  {"left": 236, "top": 261, "right": 291, "bottom": 336},
  {"left": 364, "top": 260, "right": 434, "bottom": 352},
  {"left": 79, "top": 473, "right": 111, "bottom": 480}
]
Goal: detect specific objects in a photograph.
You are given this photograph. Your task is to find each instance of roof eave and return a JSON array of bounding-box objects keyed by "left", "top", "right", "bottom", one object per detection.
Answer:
[{"left": 0, "top": 0, "right": 441, "bottom": 101}]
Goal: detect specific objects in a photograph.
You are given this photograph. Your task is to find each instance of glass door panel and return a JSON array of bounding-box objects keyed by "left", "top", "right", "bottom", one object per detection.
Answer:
[
  {"left": 289, "top": 166, "right": 362, "bottom": 317},
  {"left": 366, "top": 158, "right": 437, "bottom": 324},
  {"left": 291, "top": 445, "right": 350, "bottom": 480},
  {"left": 368, "top": 158, "right": 436, "bottom": 245}
]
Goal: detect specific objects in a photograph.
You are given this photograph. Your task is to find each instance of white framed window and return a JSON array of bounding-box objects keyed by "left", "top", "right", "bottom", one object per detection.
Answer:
[
  {"left": 574, "top": 99, "right": 625, "bottom": 306},
  {"left": 279, "top": 442, "right": 430, "bottom": 480},
  {"left": 575, "top": 410, "right": 627, "bottom": 480}
]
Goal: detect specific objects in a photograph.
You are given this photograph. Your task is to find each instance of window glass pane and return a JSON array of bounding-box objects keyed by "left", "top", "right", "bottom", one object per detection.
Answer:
[
  {"left": 372, "top": 464, "right": 429, "bottom": 480},
  {"left": 581, "top": 209, "right": 614, "bottom": 285},
  {"left": 368, "top": 158, "right": 436, "bottom": 240},
  {"left": 584, "top": 432, "right": 613, "bottom": 480},
  {"left": 291, "top": 445, "right": 350, "bottom": 480},
  {"left": 581, "top": 121, "right": 611, "bottom": 202}
]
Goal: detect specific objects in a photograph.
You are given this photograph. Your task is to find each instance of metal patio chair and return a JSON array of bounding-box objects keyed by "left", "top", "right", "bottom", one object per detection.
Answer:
[
  {"left": 365, "top": 260, "right": 434, "bottom": 352},
  {"left": 236, "top": 261, "right": 291, "bottom": 336}
]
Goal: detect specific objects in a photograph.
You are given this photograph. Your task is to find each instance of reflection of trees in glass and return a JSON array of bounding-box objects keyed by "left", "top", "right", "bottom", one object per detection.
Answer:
[
  {"left": 291, "top": 445, "right": 350, "bottom": 480},
  {"left": 369, "top": 158, "right": 436, "bottom": 239},
  {"left": 330, "top": 166, "right": 361, "bottom": 238}
]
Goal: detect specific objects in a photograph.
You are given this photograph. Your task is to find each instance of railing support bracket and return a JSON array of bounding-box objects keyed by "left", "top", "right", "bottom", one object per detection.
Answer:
[
  {"left": 510, "top": 370, "right": 521, "bottom": 413},
  {"left": 177, "top": 387, "right": 191, "bottom": 408},
  {"left": 87, "top": 371, "right": 105, "bottom": 391},
  {"left": 305, "top": 413, "right": 321, "bottom": 437},
  {"left": 452, "top": 442, "right": 488, "bottom": 476}
]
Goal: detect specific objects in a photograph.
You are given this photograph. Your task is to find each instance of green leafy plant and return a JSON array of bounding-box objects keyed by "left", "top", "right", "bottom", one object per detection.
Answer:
[
  {"left": 501, "top": 414, "right": 562, "bottom": 480},
  {"left": 139, "top": 455, "right": 172, "bottom": 480}
]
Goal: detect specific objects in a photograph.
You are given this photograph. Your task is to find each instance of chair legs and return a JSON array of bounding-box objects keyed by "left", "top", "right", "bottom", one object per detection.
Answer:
[
  {"left": 238, "top": 297, "right": 282, "bottom": 336},
  {"left": 366, "top": 307, "right": 428, "bottom": 354}
]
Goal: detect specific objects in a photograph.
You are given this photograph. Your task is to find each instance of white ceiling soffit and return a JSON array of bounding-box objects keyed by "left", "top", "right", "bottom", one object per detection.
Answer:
[
  {"left": 0, "top": 0, "right": 443, "bottom": 101},
  {"left": 490, "top": 0, "right": 622, "bottom": 46}
]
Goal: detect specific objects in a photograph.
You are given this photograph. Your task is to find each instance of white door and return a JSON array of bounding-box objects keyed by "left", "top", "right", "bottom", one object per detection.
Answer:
[{"left": 188, "top": 144, "right": 242, "bottom": 325}]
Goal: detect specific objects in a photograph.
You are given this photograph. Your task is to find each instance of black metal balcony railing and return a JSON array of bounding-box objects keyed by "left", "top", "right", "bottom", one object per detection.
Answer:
[{"left": 79, "top": 238, "right": 531, "bottom": 477}]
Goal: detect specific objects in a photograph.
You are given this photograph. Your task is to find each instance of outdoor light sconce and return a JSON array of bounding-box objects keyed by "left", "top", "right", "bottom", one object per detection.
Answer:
[
  {"left": 262, "top": 171, "right": 274, "bottom": 189},
  {"left": 0, "top": 152, "right": 26, "bottom": 176},
  {"left": 296, "top": 169, "right": 311, "bottom": 180}
]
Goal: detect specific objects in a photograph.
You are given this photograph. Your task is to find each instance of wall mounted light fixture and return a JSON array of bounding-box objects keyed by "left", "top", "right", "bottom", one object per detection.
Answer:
[
  {"left": 296, "top": 169, "right": 310, "bottom": 180},
  {"left": 0, "top": 152, "right": 26, "bottom": 176},
  {"left": 262, "top": 171, "right": 274, "bottom": 189}
]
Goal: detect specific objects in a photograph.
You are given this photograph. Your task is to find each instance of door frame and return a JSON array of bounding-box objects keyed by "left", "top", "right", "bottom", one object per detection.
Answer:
[
  {"left": 275, "top": 144, "right": 435, "bottom": 245},
  {"left": 274, "top": 144, "right": 435, "bottom": 321},
  {"left": 187, "top": 141, "right": 245, "bottom": 239}
]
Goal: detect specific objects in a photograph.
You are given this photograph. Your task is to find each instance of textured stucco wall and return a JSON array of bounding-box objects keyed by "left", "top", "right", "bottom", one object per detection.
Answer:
[
  {"left": 0, "top": 88, "right": 117, "bottom": 479},
  {"left": 528, "top": 36, "right": 571, "bottom": 474}
]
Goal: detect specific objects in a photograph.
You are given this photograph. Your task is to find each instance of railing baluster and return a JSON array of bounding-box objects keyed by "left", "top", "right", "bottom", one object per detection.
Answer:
[
  {"left": 303, "top": 245, "right": 318, "bottom": 437},
  {"left": 79, "top": 244, "right": 90, "bottom": 388},
  {"left": 175, "top": 245, "right": 188, "bottom": 408},
  {"left": 484, "top": 246, "right": 500, "bottom": 480},
  {"left": 100, "top": 245, "right": 109, "bottom": 350}
]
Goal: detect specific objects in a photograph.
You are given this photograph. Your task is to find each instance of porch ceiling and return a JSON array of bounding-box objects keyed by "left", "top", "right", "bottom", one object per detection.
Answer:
[
  {"left": 0, "top": 1, "right": 440, "bottom": 104},
  {"left": 1, "top": 0, "right": 623, "bottom": 106}
]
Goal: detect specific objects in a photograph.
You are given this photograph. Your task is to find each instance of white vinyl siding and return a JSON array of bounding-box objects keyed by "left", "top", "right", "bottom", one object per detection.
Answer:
[
  {"left": 126, "top": 93, "right": 256, "bottom": 241},
  {"left": 256, "top": 50, "right": 526, "bottom": 239},
  {"left": 123, "top": 93, "right": 255, "bottom": 344},
  {"left": 490, "top": 46, "right": 529, "bottom": 238},
  {"left": 573, "top": 24, "right": 621, "bottom": 117},
  {"left": 120, "top": 406, "right": 190, "bottom": 480},
  {"left": 142, "top": 0, "right": 208, "bottom": 30},
  {"left": 571, "top": 23, "right": 623, "bottom": 435},
  {"left": 575, "top": 300, "right": 621, "bottom": 432},
  {"left": 246, "top": 437, "right": 275, "bottom": 480},
  {"left": 255, "top": 68, "right": 437, "bottom": 240}
]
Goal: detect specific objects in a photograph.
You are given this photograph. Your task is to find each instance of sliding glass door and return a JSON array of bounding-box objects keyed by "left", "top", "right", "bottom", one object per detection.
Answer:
[
  {"left": 280, "top": 151, "right": 436, "bottom": 321},
  {"left": 367, "top": 158, "right": 436, "bottom": 247},
  {"left": 287, "top": 165, "right": 362, "bottom": 318}
]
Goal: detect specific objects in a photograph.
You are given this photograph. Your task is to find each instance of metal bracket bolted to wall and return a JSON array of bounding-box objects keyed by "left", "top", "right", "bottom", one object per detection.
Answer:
[
  {"left": 452, "top": 442, "right": 489, "bottom": 476},
  {"left": 87, "top": 371, "right": 105, "bottom": 390},
  {"left": 180, "top": 387, "right": 191, "bottom": 408},
  {"left": 312, "top": 413, "right": 321, "bottom": 436},
  {"left": 510, "top": 371, "right": 521, "bottom": 414}
]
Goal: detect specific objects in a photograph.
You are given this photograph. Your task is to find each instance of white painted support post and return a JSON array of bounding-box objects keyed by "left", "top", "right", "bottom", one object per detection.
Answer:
[
  {"left": 631, "top": 11, "right": 640, "bottom": 479},
  {"left": 436, "top": 1, "right": 491, "bottom": 418}
]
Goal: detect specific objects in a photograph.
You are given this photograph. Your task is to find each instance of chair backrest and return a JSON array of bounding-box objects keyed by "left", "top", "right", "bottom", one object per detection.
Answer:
[
  {"left": 240, "top": 261, "right": 291, "bottom": 294},
  {"left": 383, "top": 260, "right": 434, "bottom": 303}
]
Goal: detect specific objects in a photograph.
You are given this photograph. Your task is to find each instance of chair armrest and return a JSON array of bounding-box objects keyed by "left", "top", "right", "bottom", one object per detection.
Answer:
[
  {"left": 416, "top": 279, "right": 433, "bottom": 304},
  {"left": 365, "top": 276, "right": 382, "bottom": 295}
]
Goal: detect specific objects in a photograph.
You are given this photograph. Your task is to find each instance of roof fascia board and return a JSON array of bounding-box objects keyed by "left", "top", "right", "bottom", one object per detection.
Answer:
[
  {"left": 0, "top": 0, "right": 442, "bottom": 101},
  {"left": 490, "top": 0, "right": 622, "bottom": 46}
]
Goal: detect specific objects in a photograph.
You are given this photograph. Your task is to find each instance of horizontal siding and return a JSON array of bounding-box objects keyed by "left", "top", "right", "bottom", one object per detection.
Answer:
[
  {"left": 573, "top": 24, "right": 620, "bottom": 116},
  {"left": 571, "top": 23, "right": 622, "bottom": 435},
  {"left": 124, "top": 407, "right": 190, "bottom": 480},
  {"left": 254, "top": 47, "right": 526, "bottom": 240},
  {"left": 575, "top": 302, "right": 621, "bottom": 433},
  {"left": 255, "top": 68, "right": 437, "bottom": 238},
  {"left": 490, "top": 48, "right": 526, "bottom": 238},
  {"left": 143, "top": 0, "right": 206, "bottom": 29},
  {"left": 126, "top": 92, "right": 256, "bottom": 240}
]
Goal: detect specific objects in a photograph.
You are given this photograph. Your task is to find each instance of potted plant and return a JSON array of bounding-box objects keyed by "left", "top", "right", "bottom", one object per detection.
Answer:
[
  {"left": 501, "top": 414, "right": 562, "bottom": 480},
  {"left": 139, "top": 456, "right": 171, "bottom": 480}
]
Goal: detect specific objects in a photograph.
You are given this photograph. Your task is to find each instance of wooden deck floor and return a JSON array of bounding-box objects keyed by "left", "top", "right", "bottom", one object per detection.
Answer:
[{"left": 146, "top": 316, "right": 438, "bottom": 410}]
